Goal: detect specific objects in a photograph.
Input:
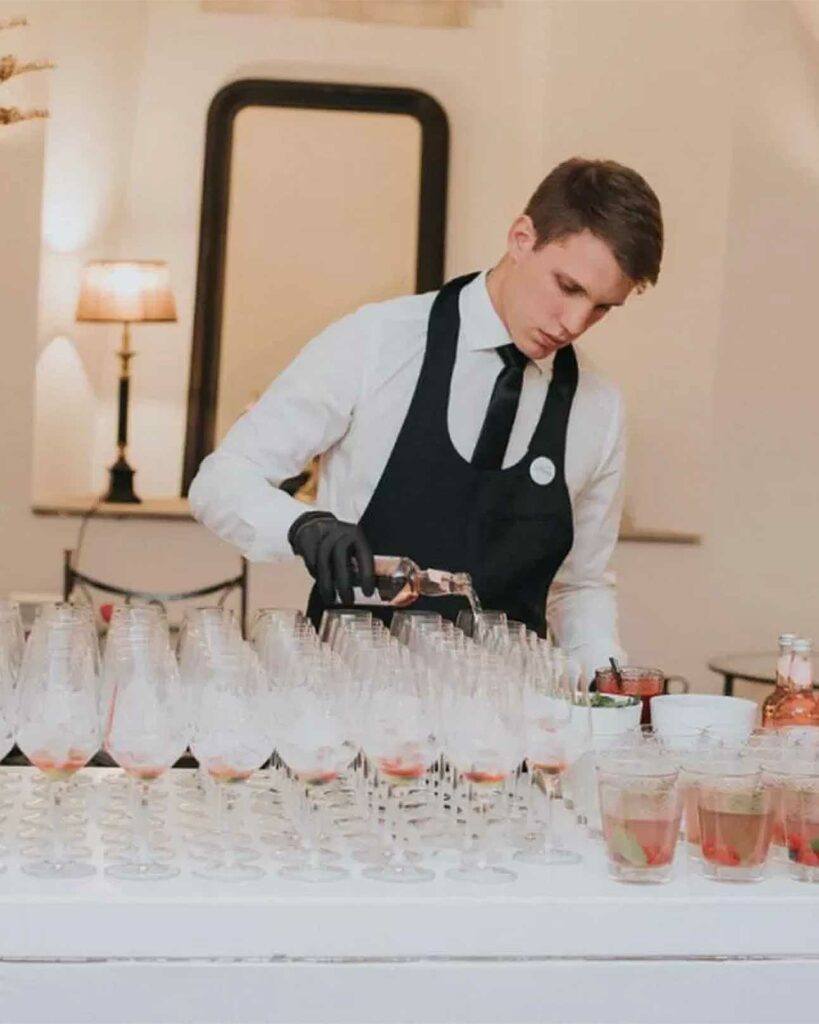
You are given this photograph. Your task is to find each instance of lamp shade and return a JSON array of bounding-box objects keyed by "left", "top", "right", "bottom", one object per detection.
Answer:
[{"left": 75, "top": 260, "right": 177, "bottom": 323}]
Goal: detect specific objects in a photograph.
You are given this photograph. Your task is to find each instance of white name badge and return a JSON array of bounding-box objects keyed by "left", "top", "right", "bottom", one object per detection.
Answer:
[{"left": 529, "top": 456, "right": 556, "bottom": 486}]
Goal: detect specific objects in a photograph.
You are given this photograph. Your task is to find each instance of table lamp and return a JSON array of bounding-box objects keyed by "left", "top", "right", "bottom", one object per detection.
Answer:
[{"left": 75, "top": 260, "right": 177, "bottom": 504}]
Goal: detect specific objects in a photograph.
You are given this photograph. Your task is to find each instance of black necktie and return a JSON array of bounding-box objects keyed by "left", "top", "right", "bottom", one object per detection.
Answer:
[{"left": 471, "top": 344, "right": 529, "bottom": 470}]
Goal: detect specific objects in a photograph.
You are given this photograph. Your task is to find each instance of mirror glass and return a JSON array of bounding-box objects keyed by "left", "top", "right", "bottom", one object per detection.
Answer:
[
  {"left": 218, "top": 106, "right": 421, "bottom": 440},
  {"left": 183, "top": 81, "right": 448, "bottom": 492}
]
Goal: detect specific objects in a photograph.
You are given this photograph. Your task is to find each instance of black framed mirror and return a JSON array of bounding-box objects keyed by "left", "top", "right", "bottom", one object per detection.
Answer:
[{"left": 181, "top": 78, "right": 449, "bottom": 494}]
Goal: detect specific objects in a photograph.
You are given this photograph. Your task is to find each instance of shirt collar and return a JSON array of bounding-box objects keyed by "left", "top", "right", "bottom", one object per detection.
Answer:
[{"left": 460, "top": 270, "right": 554, "bottom": 375}]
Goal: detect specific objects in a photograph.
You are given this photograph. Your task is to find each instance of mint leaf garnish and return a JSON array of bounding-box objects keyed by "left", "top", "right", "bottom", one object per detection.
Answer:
[{"left": 611, "top": 827, "right": 648, "bottom": 866}]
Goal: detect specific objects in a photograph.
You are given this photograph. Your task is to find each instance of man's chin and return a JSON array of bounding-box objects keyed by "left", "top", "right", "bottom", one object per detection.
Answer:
[{"left": 528, "top": 334, "right": 557, "bottom": 359}]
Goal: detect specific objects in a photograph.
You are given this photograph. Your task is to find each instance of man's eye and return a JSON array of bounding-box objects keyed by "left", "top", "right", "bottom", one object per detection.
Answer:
[{"left": 558, "top": 280, "right": 581, "bottom": 295}]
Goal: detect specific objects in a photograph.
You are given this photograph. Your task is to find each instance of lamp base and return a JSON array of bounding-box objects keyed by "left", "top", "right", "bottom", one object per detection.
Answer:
[{"left": 104, "top": 454, "right": 141, "bottom": 504}]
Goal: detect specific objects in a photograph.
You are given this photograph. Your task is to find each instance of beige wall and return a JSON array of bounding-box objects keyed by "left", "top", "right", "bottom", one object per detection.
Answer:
[{"left": 2, "top": 0, "right": 818, "bottom": 695}]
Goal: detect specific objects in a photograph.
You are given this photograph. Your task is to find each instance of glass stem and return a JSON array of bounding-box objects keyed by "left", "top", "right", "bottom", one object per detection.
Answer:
[
  {"left": 538, "top": 770, "right": 560, "bottom": 853},
  {"left": 50, "top": 779, "right": 67, "bottom": 865},
  {"left": 390, "top": 786, "right": 407, "bottom": 865},
  {"left": 461, "top": 782, "right": 477, "bottom": 869},
  {"left": 524, "top": 769, "right": 538, "bottom": 840},
  {"left": 218, "top": 781, "right": 237, "bottom": 868},
  {"left": 474, "top": 788, "right": 490, "bottom": 870},
  {"left": 305, "top": 787, "right": 321, "bottom": 870},
  {"left": 132, "top": 779, "right": 152, "bottom": 865}
]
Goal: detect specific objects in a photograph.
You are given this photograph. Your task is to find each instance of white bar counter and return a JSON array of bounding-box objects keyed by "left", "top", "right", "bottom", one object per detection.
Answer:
[{"left": 2, "top": 770, "right": 817, "bottom": 1023}]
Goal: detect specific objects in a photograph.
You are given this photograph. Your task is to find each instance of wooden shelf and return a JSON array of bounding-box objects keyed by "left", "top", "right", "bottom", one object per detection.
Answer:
[
  {"left": 32, "top": 496, "right": 193, "bottom": 521},
  {"left": 618, "top": 526, "right": 701, "bottom": 545},
  {"left": 31, "top": 497, "right": 701, "bottom": 544}
]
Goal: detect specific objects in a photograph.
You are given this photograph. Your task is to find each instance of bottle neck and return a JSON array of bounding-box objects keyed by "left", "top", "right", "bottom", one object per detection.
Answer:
[
  {"left": 776, "top": 650, "right": 793, "bottom": 688},
  {"left": 789, "top": 654, "right": 813, "bottom": 690}
]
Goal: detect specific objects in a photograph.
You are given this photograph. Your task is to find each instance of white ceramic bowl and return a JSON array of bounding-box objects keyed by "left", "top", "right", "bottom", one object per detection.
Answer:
[
  {"left": 589, "top": 695, "right": 643, "bottom": 737},
  {"left": 650, "top": 694, "right": 757, "bottom": 742}
]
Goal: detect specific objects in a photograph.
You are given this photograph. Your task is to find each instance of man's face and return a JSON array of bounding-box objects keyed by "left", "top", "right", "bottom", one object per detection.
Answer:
[{"left": 500, "top": 221, "right": 636, "bottom": 360}]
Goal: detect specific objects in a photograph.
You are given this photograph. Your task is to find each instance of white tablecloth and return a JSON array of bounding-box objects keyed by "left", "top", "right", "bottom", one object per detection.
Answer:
[{"left": 1, "top": 769, "right": 817, "bottom": 1023}]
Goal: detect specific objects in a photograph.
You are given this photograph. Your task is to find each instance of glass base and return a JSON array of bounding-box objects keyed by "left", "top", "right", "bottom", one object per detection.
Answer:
[
  {"left": 188, "top": 842, "right": 259, "bottom": 863},
  {"left": 363, "top": 862, "right": 434, "bottom": 884},
  {"left": 789, "top": 862, "right": 819, "bottom": 883},
  {"left": 106, "top": 860, "right": 180, "bottom": 881},
  {"left": 352, "top": 845, "right": 421, "bottom": 866},
  {"left": 446, "top": 864, "right": 516, "bottom": 884},
  {"left": 701, "top": 861, "right": 764, "bottom": 883},
  {"left": 607, "top": 862, "right": 672, "bottom": 884},
  {"left": 23, "top": 859, "right": 95, "bottom": 879},
  {"left": 514, "top": 847, "right": 582, "bottom": 867},
  {"left": 194, "top": 862, "right": 264, "bottom": 882},
  {"left": 279, "top": 863, "right": 348, "bottom": 883}
]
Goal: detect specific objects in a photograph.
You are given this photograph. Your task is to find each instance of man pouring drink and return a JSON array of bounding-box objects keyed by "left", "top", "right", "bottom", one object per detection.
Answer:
[{"left": 189, "top": 157, "right": 664, "bottom": 682}]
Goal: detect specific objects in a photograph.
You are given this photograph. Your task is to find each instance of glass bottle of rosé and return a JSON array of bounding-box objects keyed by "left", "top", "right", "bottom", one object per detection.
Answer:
[
  {"left": 762, "top": 633, "right": 797, "bottom": 728},
  {"left": 767, "top": 638, "right": 819, "bottom": 729},
  {"left": 354, "top": 556, "right": 480, "bottom": 612}
]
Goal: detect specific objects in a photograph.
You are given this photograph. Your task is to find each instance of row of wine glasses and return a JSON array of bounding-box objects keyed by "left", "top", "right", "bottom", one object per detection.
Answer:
[{"left": 0, "top": 600, "right": 589, "bottom": 882}]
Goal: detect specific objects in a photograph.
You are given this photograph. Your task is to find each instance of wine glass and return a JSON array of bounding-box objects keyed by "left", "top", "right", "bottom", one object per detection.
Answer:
[
  {"left": 517, "top": 648, "right": 589, "bottom": 866},
  {"left": 357, "top": 645, "right": 438, "bottom": 883},
  {"left": 274, "top": 659, "right": 355, "bottom": 882},
  {"left": 103, "top": 621, "right": 189, "bottom": 880},
  {"left": 190, "top": 642, "right": 274, "bottom": 880},
  {"left": 16, "top": 608, "right": 101, "bottom": 878},
  {"left": 390, "top": 610, "right": 441, "bottom": 645},
  {"left": 443, "top": 651, "right": 526, "bottom": 883},
  {"left": 0, "top": 600, "right": 24, "bottom": 693}
]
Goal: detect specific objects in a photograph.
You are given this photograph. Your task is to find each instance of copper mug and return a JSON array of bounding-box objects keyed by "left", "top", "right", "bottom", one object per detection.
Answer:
[{"left": 594, "top": 666, "right": 690, "bottom": 726}]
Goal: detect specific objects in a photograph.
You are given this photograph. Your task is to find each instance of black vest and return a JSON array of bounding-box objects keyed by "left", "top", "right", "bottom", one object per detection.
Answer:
[{"left": 307, "top": 272, "right": 578, "bottom": 635}]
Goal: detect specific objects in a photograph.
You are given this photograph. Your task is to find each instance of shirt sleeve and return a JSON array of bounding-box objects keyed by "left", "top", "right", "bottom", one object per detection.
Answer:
[
  {"left": 188, "top": 309, "right": 371, "bottom": 561},
  {"left": 546, "top": 386, "right": 628, "bottom": 684}
]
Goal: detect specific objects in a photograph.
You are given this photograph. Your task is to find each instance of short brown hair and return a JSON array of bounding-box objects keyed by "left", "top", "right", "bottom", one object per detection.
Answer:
[{"left": 524, "top": 158, "right": 663, "bottom": 289}]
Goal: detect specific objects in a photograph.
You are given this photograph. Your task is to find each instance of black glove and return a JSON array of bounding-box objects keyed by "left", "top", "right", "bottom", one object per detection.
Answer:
[{"left": 288, "top": 511, "right": 375, "bottom": 606}]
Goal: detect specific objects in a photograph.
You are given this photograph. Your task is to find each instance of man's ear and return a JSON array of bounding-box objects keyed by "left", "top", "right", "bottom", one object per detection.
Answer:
[{"left": 507, "top": 214, "right": 537, "bottom": 263}]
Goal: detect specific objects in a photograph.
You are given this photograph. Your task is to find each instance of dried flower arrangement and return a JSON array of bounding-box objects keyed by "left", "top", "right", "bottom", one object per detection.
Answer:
[{"left": 0, "top": 16, "right": 53, "bottom": 127}]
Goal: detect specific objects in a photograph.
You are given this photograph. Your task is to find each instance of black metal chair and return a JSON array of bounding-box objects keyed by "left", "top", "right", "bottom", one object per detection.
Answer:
[{"left": 62, "top": 549, "right": 249, "bottom": 636}]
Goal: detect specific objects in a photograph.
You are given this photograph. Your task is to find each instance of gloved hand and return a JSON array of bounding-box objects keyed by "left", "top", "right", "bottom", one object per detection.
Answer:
[{"left": 288, "top": 511, "right": 375, "bottom": 606}]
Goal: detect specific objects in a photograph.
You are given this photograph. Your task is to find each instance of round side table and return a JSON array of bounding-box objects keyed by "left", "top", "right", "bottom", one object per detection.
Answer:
[{"left": 707, "top": 652, "right": 776, "bottom": 697}]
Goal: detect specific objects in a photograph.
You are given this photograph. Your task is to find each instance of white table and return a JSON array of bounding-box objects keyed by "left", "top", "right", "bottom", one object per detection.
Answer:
[{"left": 2, "top": 769, "right": 818, "bottom": 1024}]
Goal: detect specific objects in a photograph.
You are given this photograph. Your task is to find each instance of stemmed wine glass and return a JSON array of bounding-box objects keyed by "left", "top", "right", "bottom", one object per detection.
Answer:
[
  {"left": 190, "top": 641, "right": 274, "bottom": 880},
  {"left": 16, "top": 605, "right": 101, "bottom": 878},
  {"left": 274, "top": 658, "right": 355, "bottom": 882},
  {"left": 517, "top": 648, "right": 590, "bottom": 866},
  {"left": 357, "top": 644, "right": 438, "bottom": 883},
  {"left": 443, "top": 650, "right": 526, "bottom": 883},
  {"left": 103, "top": 613, "right": 189, "bottom": 880}
]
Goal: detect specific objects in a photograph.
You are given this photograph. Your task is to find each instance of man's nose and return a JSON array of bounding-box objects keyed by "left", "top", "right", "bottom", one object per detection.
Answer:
[{"left": 559, "top": 304, "right": 589, "bottom": 340}]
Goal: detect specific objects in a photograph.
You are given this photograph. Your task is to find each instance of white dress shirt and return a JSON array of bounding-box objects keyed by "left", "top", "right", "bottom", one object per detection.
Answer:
[{"left": 189, "top": 271, "right": 627, "bottom": 678}]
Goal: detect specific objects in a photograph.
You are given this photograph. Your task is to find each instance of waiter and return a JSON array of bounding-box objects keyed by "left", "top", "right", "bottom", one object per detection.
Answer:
[{"left": 189, "top": 157, "right": 663, "bottom": 679}]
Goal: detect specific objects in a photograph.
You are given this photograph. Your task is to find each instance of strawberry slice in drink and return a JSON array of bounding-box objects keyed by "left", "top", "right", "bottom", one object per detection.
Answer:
[
  {"left": 702, "top": 841, "right": 741, "bottom": 867},
  {"left": 787, "top": 833, "right": 819, "bottom": 866}
]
